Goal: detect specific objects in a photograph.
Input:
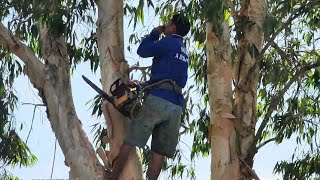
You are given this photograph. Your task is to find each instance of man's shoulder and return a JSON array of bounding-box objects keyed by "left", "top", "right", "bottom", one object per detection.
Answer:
[{"left": 161, "top": 37, "right": 183, "bottom": 49}]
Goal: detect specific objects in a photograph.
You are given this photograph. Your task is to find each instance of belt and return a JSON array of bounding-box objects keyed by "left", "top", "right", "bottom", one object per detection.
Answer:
[{"left": 152, "top": 81, "right": 182, "bottom": 94}]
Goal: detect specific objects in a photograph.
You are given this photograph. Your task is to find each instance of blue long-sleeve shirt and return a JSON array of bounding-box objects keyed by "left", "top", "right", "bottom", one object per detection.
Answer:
[{"left": 137, "top": 30, "right": 189, "bottom": 107}]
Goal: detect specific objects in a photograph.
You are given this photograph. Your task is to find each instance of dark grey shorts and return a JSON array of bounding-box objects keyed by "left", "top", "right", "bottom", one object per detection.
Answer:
[{"left": 124, "top": 94, "right": 182, "bottom": 158}]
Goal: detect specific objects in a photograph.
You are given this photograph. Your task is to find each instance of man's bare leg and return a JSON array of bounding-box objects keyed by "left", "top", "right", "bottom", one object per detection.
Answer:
[
  {"left": 111, "top": 143, "right": 133, "bottom": 180},
  {"left": 146, "top": 152, "right": 165, "bottom": 180}
]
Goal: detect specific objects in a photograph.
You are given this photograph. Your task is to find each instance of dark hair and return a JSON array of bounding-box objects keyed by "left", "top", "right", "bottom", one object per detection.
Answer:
[{"left": 171, "top": 13, "right": 190, "bottom": 37}]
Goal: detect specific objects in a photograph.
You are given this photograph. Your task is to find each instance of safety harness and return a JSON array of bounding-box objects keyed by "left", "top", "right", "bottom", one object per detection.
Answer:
[
  {"left": 82, "top": 75, "right": 182, "bottom": 119},
  {"left": 128, "top": 79, "right": 182, "bottom": 118}
]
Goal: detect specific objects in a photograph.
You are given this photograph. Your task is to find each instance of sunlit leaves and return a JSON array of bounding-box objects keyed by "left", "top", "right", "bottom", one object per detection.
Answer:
[
  {"left": 274, "top": 153, "right": 320, "bottom": 180},
  {"left": 306, "top": 67, "right": 320, "bottom": 90},
  {"left": 124, "top": 0, "right": 145, "bottom": 29},
  {"left": 190, "top": 108, "right": 210, "bottom": 159},
  {"left": 260, "top": 39, "right": 320, "bottom": 178},
  {"left": 0, "top": 57, "right": 37, "bottom": 169},
  {"left": 0, "top": 130, "right": 38, "bottom": 167},
  {"left": 0, "top": 168, "right": 20, "bottom": 180}
]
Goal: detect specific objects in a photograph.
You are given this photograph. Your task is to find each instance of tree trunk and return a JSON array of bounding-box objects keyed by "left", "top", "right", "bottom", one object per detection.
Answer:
[
  {"left": 39, "top": 26, "right": 107, "bottom": 179},
  {"left": 0, "top": 21, "right": 107, "bottom": 179},
  {"left": 0, "top": 18, "right": 107, "bottom": 180},
  {"left": 206, "top": 20, "right": 240, "bottom": 180},
  {"left": 233, "top": 0, "right": 266, "bottom": 170},
  {"left": 96, "top": 0, "right": 143, "bottom": 179},
  {"left": 207, "top": 0, "right": 266, "bottom": 179},
  {"left": 1, "top": 0, "right": 144, "bottom": 179}
]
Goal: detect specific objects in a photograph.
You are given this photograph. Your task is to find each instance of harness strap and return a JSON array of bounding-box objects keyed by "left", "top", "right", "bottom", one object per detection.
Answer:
[
  {"left": 129, "top": 79, "right": 183, "bottom": 119},
  {"left": 152, "top": 81, "right": 182, "bottom": 94}
]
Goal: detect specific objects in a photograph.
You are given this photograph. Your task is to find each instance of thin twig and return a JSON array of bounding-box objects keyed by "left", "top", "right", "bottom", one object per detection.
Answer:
[
  {"left": 22, "top": 102, "right": 45, "bottom": 144},
  {"left": 22, "top": 102, "right": 46, "bottom": 106},
  {"left": 128, "top": 65, "right": 150, "bottom": 74},
  {"left": 26, "top": 106, "right": 36, "bottom": 144},
  {"left": 50, "top": 138, "right": 58, "bottom": 179},
  {"left": 128, "top": 65, "right": 151, "bottom": 80},
  {"left": 265, "top": 37, "right": 288, "bottom": 60},
  {"left": 179, "top": 124, "right": 189, "bottom": 136}
]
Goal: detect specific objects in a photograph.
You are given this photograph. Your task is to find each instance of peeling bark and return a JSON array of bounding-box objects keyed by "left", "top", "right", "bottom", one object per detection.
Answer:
[
  {"left": 38, "top": 25, "right": 106, "bottom": 179},
  {"left": 96, "top": 0, "right": 143, "bottom": 179},
  {"left": 233, "top": 0, "right": 266, "bottom": 168},
  {"left": 0, "top": 18, "right": 106, "bottom": 180},
  {"left": 206, "top": 20, "right": 240, "bottom": 180},
  {"left": 207, "top": 1, "right": 266, "bottom": 179}
]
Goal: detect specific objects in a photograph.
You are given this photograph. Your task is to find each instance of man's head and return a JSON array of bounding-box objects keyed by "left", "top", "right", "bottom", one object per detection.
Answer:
[{"left": 163, "top": 13, "right": 190, "bottom": 37}]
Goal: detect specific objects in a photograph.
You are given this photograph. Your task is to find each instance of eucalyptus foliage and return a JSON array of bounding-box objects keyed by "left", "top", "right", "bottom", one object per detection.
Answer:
[{"left": 0, "top": 43, "right": 37, "bottom": 171}]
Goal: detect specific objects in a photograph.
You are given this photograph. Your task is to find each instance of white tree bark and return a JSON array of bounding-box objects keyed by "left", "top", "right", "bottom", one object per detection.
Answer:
[
  {"left": 0, "top": 22, "right": 45, "bottom": 89},
  {"left": 206, "top": 20, "right": 240, "bottom": 180},
  {"left": 0, "top": 21, "right": 106, "bottom": 180},
  {"left": 96, "top": 0, "right": 143, "bottom": 179},
  {"left": 39, "top": 25, "right": 106, "bottom": 179}
]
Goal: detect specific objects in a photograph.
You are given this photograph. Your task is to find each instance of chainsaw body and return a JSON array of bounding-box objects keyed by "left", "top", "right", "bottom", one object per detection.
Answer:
[
  {"left": 82, "top": 75, "right": 142, "bottom": 118},
  {"left": 109, "top": 78, "right": 141, "bottom": 117}
]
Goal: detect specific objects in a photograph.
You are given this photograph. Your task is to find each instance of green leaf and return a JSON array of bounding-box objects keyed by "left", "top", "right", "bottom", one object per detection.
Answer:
[
  {"left": 313, "top": 69, "right": 320, "bottom": 89},
  {"left": 303, "top": 32, "right": 313, "bottom": 46}
]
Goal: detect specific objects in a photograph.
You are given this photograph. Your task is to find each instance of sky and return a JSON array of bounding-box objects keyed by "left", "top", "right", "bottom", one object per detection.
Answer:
[{"left": 5, "top": 1, "right": 299, "bottom": 180}]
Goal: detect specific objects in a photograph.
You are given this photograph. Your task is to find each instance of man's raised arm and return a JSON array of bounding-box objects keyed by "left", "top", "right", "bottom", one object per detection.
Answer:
[{"left": 137, "top": 27, "right": 167, "bottom": 58}]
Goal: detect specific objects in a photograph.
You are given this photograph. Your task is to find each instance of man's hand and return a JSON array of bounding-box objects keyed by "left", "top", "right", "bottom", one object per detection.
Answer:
[
  {"left": 154, "top": 25, "right": 164, "bottom": 33},
  {"left": 127, "top": 80, "right": 139, "bottom": 88}
]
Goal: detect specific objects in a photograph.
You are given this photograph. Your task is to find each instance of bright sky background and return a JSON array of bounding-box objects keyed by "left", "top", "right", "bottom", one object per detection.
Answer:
[{"left": 6, "top": 1, "right": 299, "bottom": 180}]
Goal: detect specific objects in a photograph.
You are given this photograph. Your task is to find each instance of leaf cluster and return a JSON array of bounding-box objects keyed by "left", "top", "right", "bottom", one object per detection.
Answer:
[{"left": 0, "top": 48, "right": 37, "bottom": 168}]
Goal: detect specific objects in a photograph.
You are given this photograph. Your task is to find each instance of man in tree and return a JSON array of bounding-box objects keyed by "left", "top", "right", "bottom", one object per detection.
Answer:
[{"left": 109, "top": 13, "right": 190, "bottom": 180}]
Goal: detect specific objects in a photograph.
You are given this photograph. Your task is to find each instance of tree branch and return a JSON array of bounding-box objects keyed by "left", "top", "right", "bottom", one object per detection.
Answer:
[
  {"left": 266, "top": 37, "right": 288, "bottom": 60},
  {"left": 260, "top": 0, "right": 320, "bottom": 57},
  {"left": 0, "top": 22, "right": 45, "bottom": 89},
  {"left": 259, "top": 9, "right": 301, "bottom": 57},
  {"left": 256, "top": 137, "right": 278, "bottom": 150},
  {"left": 22, "top": 102, "right": 45, "bottom": 143},
  {"left": 254, "top": 1, "right": 320, "bottom": 146},
  {"left": 179, "top": 124, "right": 189, "bottom": 136},
  {"left": 22, "top": 102, "right": 46, "bottom": 106},
  {"left": 128, "top": 65, "right": 150, "bottom": 81},
  {"left": 255, "top": 59, "right": 320, "bottom": 144}
]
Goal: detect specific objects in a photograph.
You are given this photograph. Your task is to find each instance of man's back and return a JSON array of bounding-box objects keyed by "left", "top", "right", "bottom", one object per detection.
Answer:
[{"left": 137, "top": 30, "right": 189, "bottom": 106}]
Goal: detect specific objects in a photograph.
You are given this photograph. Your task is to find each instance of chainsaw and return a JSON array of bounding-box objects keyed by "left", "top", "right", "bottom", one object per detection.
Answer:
[{"left": 82, "top": 75, "right": 141, "bottom": 118}]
